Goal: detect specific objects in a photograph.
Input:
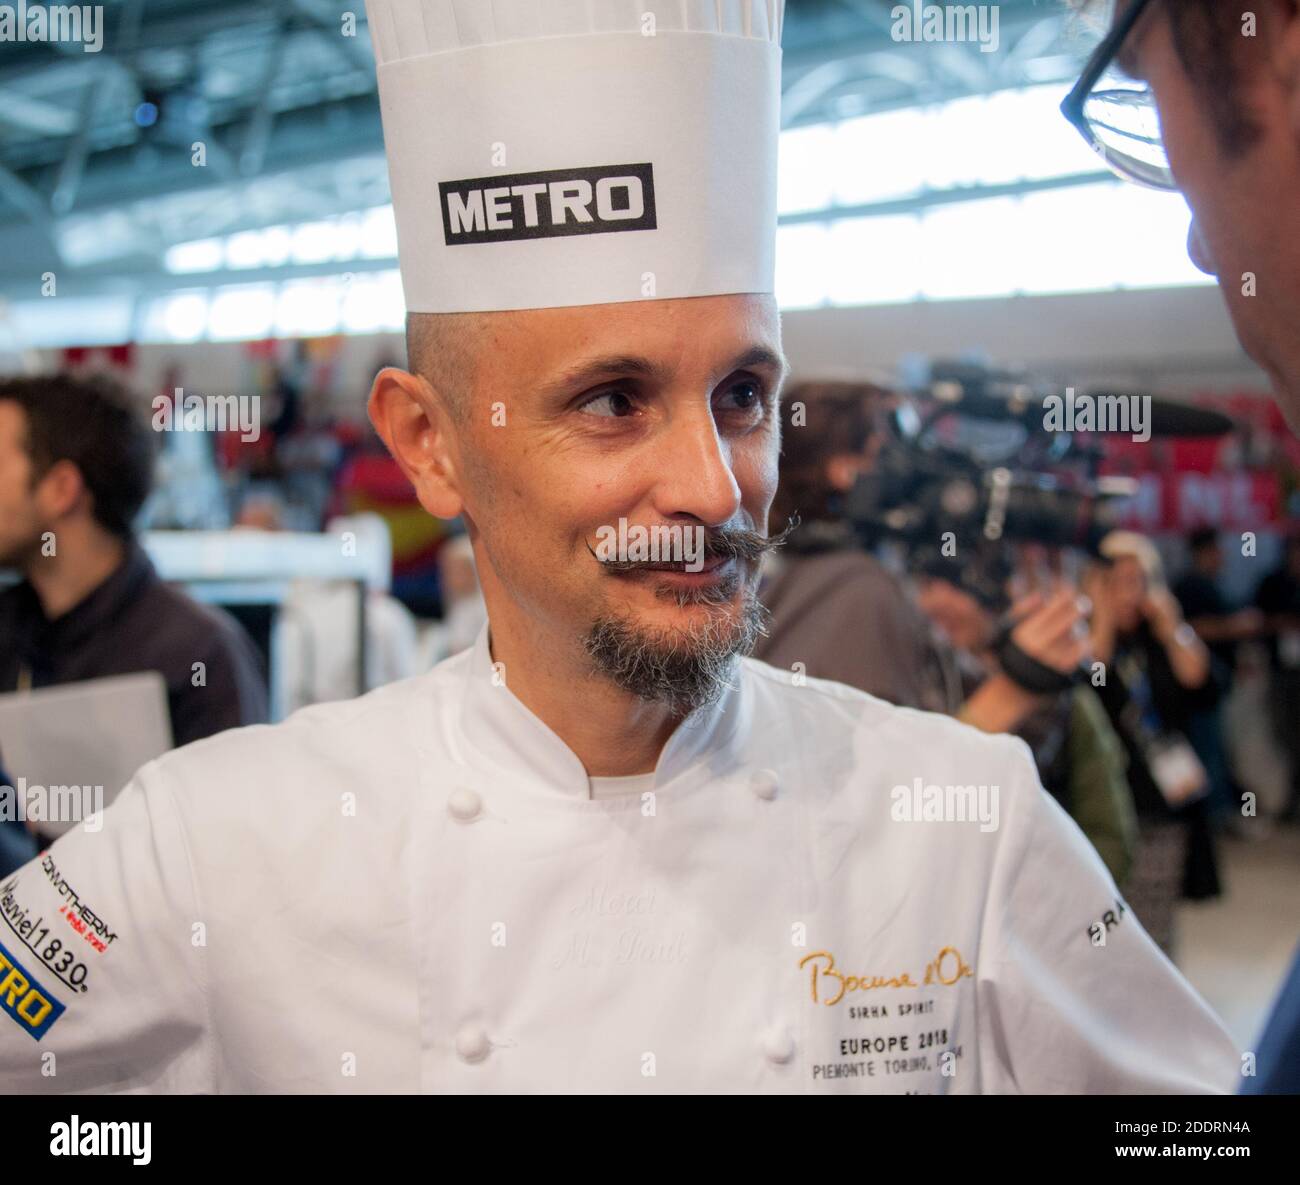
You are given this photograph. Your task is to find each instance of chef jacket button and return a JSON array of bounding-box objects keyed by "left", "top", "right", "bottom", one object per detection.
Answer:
[
  {"left": 455, "top": 1021, "right": 491, "bottom": 1063},
  {"left": 761, "top": 1026, "right": 795, "bottom": 1064},
  {"left": 750, "top": 769, "right": 779, "bottom": 801},
  {"left": 448, "top": 788, "right": 482, "bottom": 822}
]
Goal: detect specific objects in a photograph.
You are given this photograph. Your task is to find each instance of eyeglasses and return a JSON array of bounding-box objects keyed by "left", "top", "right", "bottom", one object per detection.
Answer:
[{"left": 1060, "top": 0, "right": 1176, "bottom": 191}]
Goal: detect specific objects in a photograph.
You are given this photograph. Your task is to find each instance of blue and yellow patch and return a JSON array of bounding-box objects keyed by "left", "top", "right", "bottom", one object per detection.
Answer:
[{"left": 0, "top": 938, "right": 64, "bottom": 1039}]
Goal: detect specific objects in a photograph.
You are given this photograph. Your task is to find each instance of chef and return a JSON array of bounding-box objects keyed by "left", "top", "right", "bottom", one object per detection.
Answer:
[{"left": 0, "top": 0, "right": 1241, "bottom": 1093}]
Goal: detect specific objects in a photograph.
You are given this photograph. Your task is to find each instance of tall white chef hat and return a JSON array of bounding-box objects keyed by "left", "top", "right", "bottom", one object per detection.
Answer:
[{"left": 365, "top": 0, "right": 785, "bottom": 313}]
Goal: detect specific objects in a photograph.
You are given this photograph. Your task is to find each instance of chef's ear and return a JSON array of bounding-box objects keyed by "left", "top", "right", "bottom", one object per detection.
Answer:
[{"left": 367, "top": 366, "right": 465, "bottom": 521}]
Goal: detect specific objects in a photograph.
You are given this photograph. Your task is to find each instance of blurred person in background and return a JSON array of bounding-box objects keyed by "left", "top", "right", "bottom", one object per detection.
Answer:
[
  {"left": 914, "top": 562, "right": 1139, "bottom": 887},
  {"left": 1255, "top": 532, "right": 1300, "bottom": 819},
  {"left": 1174, "top": 526, "right": 1266, "bottom": 671},
  {"left": 753, "top": 382, "right": 949, "bottom": 711},
  {"left": 1172, "top": 526, "right": 1263, "bottom": 824},
  {"left": 0, "top": 373, "right": 268, "bottom": 750},
  {"left": 1064, "top": 0, "right": 1300, "bottom": 434},
  {"left": 1086, "top": 531, "right": 1222, "bottom": 955}
]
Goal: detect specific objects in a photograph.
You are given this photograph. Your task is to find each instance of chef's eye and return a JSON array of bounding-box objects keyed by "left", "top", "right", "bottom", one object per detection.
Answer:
[
  {"left": 717, "top": 378, "right": 768, "bottom": 418},
  {"left": 578, "top": 388, "right": 639, "bottom": 418}
]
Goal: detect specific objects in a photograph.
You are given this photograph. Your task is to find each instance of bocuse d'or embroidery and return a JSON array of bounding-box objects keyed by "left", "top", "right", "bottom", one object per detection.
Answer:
[{"left": 799, "top": 946, "right": 974, "bottom": 1005}]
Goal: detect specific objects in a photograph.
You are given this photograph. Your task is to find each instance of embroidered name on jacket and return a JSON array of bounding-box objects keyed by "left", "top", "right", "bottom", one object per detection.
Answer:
[
  {"left": 439, "top": 163, "right": 657, "bottom": 245},
  {"left": 799, "top": 946, "right": 974, "bottom": 1005},
  {"left": 0, "top": 938, "right": 65, "bottom": 1039}
]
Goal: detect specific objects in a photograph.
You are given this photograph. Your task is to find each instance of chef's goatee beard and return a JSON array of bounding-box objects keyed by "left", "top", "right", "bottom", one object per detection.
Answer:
[{"left": 584, "top": 583, "right": 770, "bottom": 716}]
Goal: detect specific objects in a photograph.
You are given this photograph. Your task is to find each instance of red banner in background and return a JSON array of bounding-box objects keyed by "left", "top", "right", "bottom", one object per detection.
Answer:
[
  {"left": 1099, "top": 391, "right": 1299, "bottom": 531},
  {"left": 61, "top": 343, "right": 135, "bottom": 370},
  {"left": 1117, "top": 472, "right": 1281, "bottom": 533}
]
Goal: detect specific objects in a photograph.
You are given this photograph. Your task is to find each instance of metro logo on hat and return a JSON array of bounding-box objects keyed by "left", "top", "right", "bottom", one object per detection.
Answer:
[
  {"left": 438, "top": 162, "right": 658, "bottom": 246},
  {"left": 365, "top": 0, "right": 785, "bottom": 313}
]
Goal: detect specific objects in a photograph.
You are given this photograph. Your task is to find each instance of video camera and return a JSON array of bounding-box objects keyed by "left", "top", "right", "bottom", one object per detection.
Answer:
[{"left": 840, "top": 360, "right": 1231, "bottom": 612}]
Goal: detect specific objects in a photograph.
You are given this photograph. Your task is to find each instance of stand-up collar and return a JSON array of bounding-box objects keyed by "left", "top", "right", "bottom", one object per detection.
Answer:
[{"left": 452, "top": 620, "right": 753, "bottom": 801}]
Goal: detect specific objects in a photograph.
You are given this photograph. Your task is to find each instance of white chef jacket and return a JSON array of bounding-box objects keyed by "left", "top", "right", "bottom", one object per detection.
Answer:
[{"left": 0, "top": 623, "right": 1240, "bottom": 1094}]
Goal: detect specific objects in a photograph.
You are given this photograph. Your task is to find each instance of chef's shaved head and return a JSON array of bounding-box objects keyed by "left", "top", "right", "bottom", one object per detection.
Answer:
[{"left": 406, "top": 310, "right": 491, "bottom": 423}]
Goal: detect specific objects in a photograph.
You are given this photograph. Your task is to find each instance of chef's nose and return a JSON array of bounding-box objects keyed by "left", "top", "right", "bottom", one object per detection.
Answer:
[
  {"left": 1187, "top": 219, "right": 1218, "bottom": 277},
  {"left": 649, "top": 403, "right": 743, "bottom": 525}
]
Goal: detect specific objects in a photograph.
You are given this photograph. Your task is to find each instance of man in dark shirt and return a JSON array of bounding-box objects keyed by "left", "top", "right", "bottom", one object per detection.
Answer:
[
  {"left": 1173, "top": 527, "right": 1264, "bottom": 672},
  {"left": 0, "top": 373, "right": 268, "bottom": 750}
]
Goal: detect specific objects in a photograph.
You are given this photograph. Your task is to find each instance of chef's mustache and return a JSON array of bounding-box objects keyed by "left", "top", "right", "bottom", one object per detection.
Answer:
[{"left": 586, "top": 515, "right": 801, "bottom": 572}]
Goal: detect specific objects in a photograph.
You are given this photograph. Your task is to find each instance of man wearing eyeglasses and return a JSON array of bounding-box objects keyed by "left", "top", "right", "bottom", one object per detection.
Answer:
[{"left": 1062, "top": 0, "right": 1300, "bottom": 434}]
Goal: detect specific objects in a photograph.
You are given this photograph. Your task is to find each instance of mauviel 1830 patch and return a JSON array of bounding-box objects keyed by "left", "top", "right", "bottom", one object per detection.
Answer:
[{"left": 0, "top": 938, "right": 65, "bottom": 1039}]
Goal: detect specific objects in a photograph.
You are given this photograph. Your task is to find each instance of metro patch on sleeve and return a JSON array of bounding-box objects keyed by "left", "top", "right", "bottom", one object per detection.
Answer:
[{"left": 0, "top": 938, "right": 65, "bottom": 1040}]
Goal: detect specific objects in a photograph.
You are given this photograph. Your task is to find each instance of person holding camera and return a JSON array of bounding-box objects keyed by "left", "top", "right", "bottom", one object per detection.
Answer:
[
  {"left": 913, "top": 552, "right": 1139, "bottom": 888},
  {"left": 755, "top": 382, "right": 952, "bottom": 712}
]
